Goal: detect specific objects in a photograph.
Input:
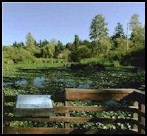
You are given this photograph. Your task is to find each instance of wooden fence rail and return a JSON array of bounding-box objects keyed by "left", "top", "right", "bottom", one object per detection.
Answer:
[{"left": 3, "top": 88, "right": 145, "bottom": 134}]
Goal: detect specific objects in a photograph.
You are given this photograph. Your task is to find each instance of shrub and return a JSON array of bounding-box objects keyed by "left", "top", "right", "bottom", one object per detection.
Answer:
[
  {"left": 3, "top": 47, "right": 35, "bottom": 63},
  {"left": 113, "top": 61, "right": 120, "bottom": 67},
  {"left": 70, "top": 45, "right": 91, "bottom": 62},
  {"left": 80, "top": 57, "right": 114, "bottom": 66},
  {"left": 59, "top": 49, "right": 71, "bottom": 61},
  {"left": 3, "top": 58, "right": 14, "bottom": 64}
]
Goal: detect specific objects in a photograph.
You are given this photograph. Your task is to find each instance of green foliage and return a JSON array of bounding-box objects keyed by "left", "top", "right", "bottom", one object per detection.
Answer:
[
  {"left": 99, "top": 37, "right": 112, "bottom": 57},
  {"left": 25, "top": 32, "right": 38, "bottom": 56},
  {"left": 80, "top": 40, "right": 90, "bottom": 47},
  {"left": 33, "top": 46, "right": 42, "bottom": 58},
  {"left": 80, "top": 58, "right": 100, "bottom": 64},
  {"left": 129, "top": 14, "right": 145, "bottom": 49},
  {"left": 3, "top": 47, "right": 35, "bottom": 64},
  {"left": 12, "top": 41, "right": 25, "bottom": 48},
  {"left": 26, "top": 32, "right": 36, "bottom": 48},
  {"left": 80, "top": 57, "right": 113, "bottom": 66},
  {"left": 121, "top": 47, "right": 145, "bottom": 68},
  {"left": 3, "top": 46, "right": 14, "bottom": 52},
  {"left": 112, "top": 22, "right": 125, "bottom": 39},
  {"left": 89, "top": 14, "right": 108, "bottom": 42},
  {"left": 89, "top": 14, "right": 110, "bottom": 57},
  {"left": 41, "top": 44, "right": 55, "bottom": 58},
  {"left": 110, "top": 38, "right": 128, "bottom": 60},
  {"left": 112, "top": 60, "right": 120, "bottom": 67},
  {"left": 74, "top": 35, "right": 80, "bottom": 49},
  {"left": 58, "top": 49, "right": 71, "bottom": 61},
  {"left": 3, "top": 59, "right": 14, "bottom": 65},
  {"left": 54, "top": 41, "right": 64, "bottom": 58},
  {"left": 2, "top": 13, "right": 145, "bottom": 69},
  {"left": 71, "top": 45, "right": 91, "bottom": 62},
  {"left": 129, "top": 14, "right": 142, "bottom": 31},
  {"left": 65, "top": 42, "right": 75, "bottom": 51},
  {"left": 39, "top": 39, "right": 49, "bottom": 47}
]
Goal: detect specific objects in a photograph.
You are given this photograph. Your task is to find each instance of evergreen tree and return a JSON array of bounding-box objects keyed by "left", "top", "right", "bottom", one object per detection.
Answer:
[
  {"left": 12, "top": 41, "right": 18, "bottom": 48},
  {"left": 111, "top": 23, "right": 126, "bottom": 51},
  {"left": 74, "top": 35, "right": 80, "bottom": 49},
  {"left": 112, "top": 23, "right": 125, "bottom": 39}
]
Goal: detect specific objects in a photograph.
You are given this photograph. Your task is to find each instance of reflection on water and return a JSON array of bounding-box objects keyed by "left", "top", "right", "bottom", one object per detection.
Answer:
[
  {"left": 4, "top": 77, "right": 47, "bottom": 88},
  {"left": 3, "top": 75, "right": 92, "bottom": 89},
  {"left": 33, "top": 77, "right": 46, "bottom": 88},
  {"left": 3, "top": 66, "right": 98, "bottom": 90},
  {"left": 78, "top": 81, "right": 93, "bottom": 88},
  {"left": 3, "top": 82, "right": 13, "bottom": 86},
  {"left": 3, "top": 67, "right": 144, "bottom": 101},
  {"left": 4, "top": 66, "right": 142, "bottom": 91},
  {"left": 16, "top": 79, "right": 28, "bottom": 85}
]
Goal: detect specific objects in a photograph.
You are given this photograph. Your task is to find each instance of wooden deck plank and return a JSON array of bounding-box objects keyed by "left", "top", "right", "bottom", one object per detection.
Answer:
[
  {"left": 3, "top": 127, "right": 138, "bottom": 134},
  {"left": 65, "top": 88, "right": 134, "bottom": 101}
]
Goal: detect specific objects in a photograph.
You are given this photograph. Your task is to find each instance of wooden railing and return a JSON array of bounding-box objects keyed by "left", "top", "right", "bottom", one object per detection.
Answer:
[{"left": 3, "top": 88, "right": 145, "bottom": 134}]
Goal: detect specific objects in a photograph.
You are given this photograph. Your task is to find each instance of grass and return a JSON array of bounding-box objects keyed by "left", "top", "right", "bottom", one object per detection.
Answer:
[
  {"left": 79, "top": 57, "right": 120, "bottom": 67},
  {"left": 3, "top": 58, "right": 70, "bottom": 77}
]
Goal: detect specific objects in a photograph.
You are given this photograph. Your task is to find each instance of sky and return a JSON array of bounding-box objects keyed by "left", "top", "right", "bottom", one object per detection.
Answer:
[{"left": 2, "top": 2, "right": 145, "bottom": 46}]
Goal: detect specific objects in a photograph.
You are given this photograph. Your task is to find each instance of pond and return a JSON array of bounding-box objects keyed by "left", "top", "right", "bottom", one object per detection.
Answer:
[
  {"left": 3, "top": 66, "right": 145, "bottom": 101},
  {"left": 3, "top": 74, "right": 93, "bottom": 89},
  {"left": 3, "top": 65, "right": 145, "bottom": 129}
]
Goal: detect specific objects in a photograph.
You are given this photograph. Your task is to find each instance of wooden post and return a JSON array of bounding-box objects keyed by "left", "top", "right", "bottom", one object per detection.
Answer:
[
  {"left": 138, "top": 103, "right": 141, "bottom": 134},
  {"left": 64, "top": 101, "right": 70, "bottom": 128},
  {"left": 138, "top": 103, "right": 145, "bottom": 134},
  {"left": 132, "top": 101, "right": 138, "bottom": 132}
]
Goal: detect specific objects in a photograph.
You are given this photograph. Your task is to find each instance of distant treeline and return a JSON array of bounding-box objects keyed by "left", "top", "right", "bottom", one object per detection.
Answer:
[{"left": 3, "top": 13, "right": 145, "bottom": 68}]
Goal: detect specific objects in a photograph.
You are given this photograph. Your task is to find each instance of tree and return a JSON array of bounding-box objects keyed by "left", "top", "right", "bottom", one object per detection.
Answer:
[
  {"left": 89, "top": 14, "right": 108, "bottom": 42},
  {"left": 41, "top": 39, "right": 49, "bottom": 47},
  {"left": 70, "top": 45, "right": 91, "bottom": 62},
  {"left": 58, "top": 49, "right": 71, "bottom": 61},
  {"left": 12, "top": 41, "right": 18, "bottom": 48},
  {"left": 89, "top": 14, "right": 109, "bottom": 56},
  {"left": 111, "top": 38, "right": 128, "bottom": 60},
  {"left": 74, "top": 35, "right": 80, "bottom": 49},
  {"left": 112, "top": 23, "right": 125, "bottom": 39},
  {"left": 26, "top": 32, "right": 36, "bottom": 49},
  {"left": 19, "top": 42, "right": 25, "bottom": 48},
  {"left": 54, "top": 41, "right": 64, "bottom": 58},
  {"left": 12, "top": 41, "right": 24, "bottom": 48},
  {"left": 129, "top": 14, "right": 145, "bottom": 49},
  {"left": 99, "top": 37, "right": 112, "bottom": 57},
  {"left": 65, "top": 43, "right": 74, "bottom": 51},
  {"left": 41, "top": 44, "right": 55, "bottom": 58},
  {"left": 111, "top": 23, "right": 126, "bottom": 51},
  {"left": 80, "top": 40, "right": 90, "bottom": 47}
]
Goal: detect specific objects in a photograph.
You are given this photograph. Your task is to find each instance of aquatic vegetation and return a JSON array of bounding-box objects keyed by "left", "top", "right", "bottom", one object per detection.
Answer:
[{"left": 3, "top": 60, "right": 145, "bottom": 129}]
